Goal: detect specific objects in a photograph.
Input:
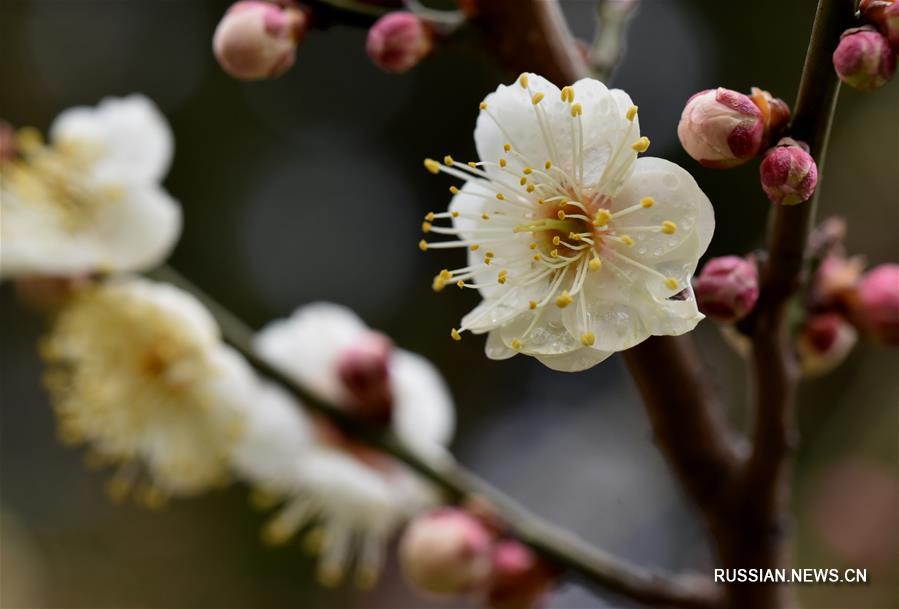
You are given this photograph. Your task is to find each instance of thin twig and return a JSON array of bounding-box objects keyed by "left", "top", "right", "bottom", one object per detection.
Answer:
[
  {"left": 589, "top": 0, "right": 640, "bottom": 82},
  {"left": 146, "top": 264, "right": 721, "bottom": 609}
]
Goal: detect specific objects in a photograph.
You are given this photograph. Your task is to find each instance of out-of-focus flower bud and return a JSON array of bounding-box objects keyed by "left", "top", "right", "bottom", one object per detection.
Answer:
[
  {"left": 832, "top": 27, "right": 896, "bottom": 91},
  {"left": 854, "top": 264, "right": 899, "bottom": 344},
  {"left": 693, "top": 256, "right": 759, "bottom": 322},
  {"left": 365, "top": 11, "right": 433, "bottom": 74},
  {"left": 759, "top": 137, "right": 818, "bottom": 205},
  {"left": 749, "top": 87, "right": 791, "bottom": 147},
  {"left": 860, "top": 0, "right": 899, "bottom": 53},
  {"left": 213, "top": 1, "right": 308, "bottom": 81},
  {"left": 814, "top": 254, "right": 865, "bottom": 304},
  {"left": 798, "top": 313, "right": 858, "bottom": 377},
  {"left": 14, "top": 275, "right": 92, "bottom": 314},
  {"left": 336, "top": 331, "right": 394, "bottom": 424},
  {"left": 483, "top": 540, "right": 557, "bottom": 609},
  {"left": 399, "top": 508, "right": 493, "bottom": 597},
  {"left": 677, "top": 88, "right": 764, "bottom": 168},
  {"left": 0, "top": 121, "right": 18, "bottom": 162}
]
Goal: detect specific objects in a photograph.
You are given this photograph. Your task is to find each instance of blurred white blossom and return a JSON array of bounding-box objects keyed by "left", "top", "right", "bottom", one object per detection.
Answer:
[
  {"left": 1, "top": 95, "right": 180, "bottom": 278},
  {"left": 42, "top": 278, "right": 253, "bottom": 504},
  {"left": 231, "top": 302, "right": 455, "bottom": 586},
  {"left": 422, "top": 73, "right": 714, "bottom": 371}
]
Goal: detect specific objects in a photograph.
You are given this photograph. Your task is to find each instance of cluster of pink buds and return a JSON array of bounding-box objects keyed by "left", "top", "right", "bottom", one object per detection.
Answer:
[
  {"left": 399, "top": 507, "right": 558, "bottom": 609},
  {"left": 212, "top": 2, "right": 441, "bottom": 80},
  {"left": 695, "top": 218, "right": 899, "bottom": 375},
  {"left": 832, "top": 0, "right": 898, "bottom": 90},
  {"left": 678, "top": 86, "right": 819, "bottom": 206}
]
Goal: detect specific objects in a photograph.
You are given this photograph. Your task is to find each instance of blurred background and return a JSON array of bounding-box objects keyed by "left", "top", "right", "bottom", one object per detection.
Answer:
[{"left": 1, "top": 0, "right": 897, "bottom": 607}]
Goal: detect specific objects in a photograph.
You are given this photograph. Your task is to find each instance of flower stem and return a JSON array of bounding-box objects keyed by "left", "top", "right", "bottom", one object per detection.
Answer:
[
  {"left": 147, "top": 263, "right": 720, "bottom": 609},
  {"left": 732, "top": 1, "right": 854, "bottom": 608}
]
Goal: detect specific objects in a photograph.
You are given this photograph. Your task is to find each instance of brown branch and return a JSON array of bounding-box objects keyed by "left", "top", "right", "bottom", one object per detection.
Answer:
[
  {"left": 623, "top": 338, "right": 744, "bottom": 524},
  {"left": 148, "top": 264, "right": 721, "bottom": 609},
  {"left": 725, "top": 1, "right": 854, "bottom": 608},
  {"left": 470, "top": 0, "right": 590, "bottom": 86}
]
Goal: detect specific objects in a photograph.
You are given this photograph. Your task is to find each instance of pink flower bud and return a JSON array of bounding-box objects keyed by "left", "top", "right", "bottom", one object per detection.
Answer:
[
  {"left": 693, "top": 256, "right": 759, "bottom": 322},
  {"left": 483, "top": 540, "right": 557, "bottom": 609},
  {"left": 399, "top": 508, "right": 493, "bottom": 597},
  {"left": 365, "top": 11, "right": 433, "bottom": 74},
  {"left": 797, "top": 313, "right": 858, "bottom": 377},
  {"left": 884, "top": 2, "right": 899, "bottom": 53},
  {"left": 336, "top": 331, "right": 394, "bottom": 424},
  {"left": 860, "top": 0, "right": 899, "bottom": 53},
  {"left": 832, "top": 27, "right": 896, "bottom": 91},
  {"left": 677, "top": 88, "right": 764, "bottom": 168},
  {"left": 855, "top": 264, "right": 899, "bottom": 344},
  {"left": 759, "top": 137, "right": 818, "bottom": 205},
  {"left": 213, "top": 1, "right": 307, "bottom": 81}
]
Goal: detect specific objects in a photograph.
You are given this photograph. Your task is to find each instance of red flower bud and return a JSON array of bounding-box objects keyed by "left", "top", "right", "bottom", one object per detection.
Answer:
[
  {"left": 797, "top": 313, "right": 858, "bottom": 377},
  {"left": 483, "top": 540, "right": 557, "bottom": 609},
  {"left": 759, "top": 138, "right": 818, "bottom": 205},
  {"left": 336, "top": 331, "right": 394, "bottom": 424},
  {"left": 693, "top": 256, "right": 759, "bottom": 322},
  {"left": 366, "top": 11, "right": 433, "bottom": 74},
  {"left": 832, "top": 26, "right": 896, "bottom": 91},
  {"left": 860, "top": 0, "right": 899, "bottom": 53}
]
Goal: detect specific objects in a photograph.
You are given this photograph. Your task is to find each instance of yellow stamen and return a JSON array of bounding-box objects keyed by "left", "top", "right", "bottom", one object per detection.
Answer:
[
  {"left": 470, "top": 244, "right": 480, "bottom": 251},
  {"left": 594, "top": 209, "right": 612, "bottom": 226},
  {"left": 496, "top": 193, "right": 505, "bottom": 201},
  {"left": 479, "top": 102, "right": 488, "bottom": 110},
  {"left": 418, "top": 240, "right": 428, "bottom": 251},
  {"left": 424, "top": 158, "right": 440, "bottom": 174},
  {"left": 570, "top": 103, "right": 582, "bottom": 117},
  {"left": 665, "top": 278, "right": 679, "bottom": 290},
  {"left": 589, "top": 257, "right": 602, "bottom": 271},
  {"left": 421, "top": 222, "right": 432, "bottom": 233},
  {"left": 443, "top": 155, "right": 454, "bottom": 166},
  {"left": 504, "top": 143, "right": 511, "bottom": 152},
  {"left": 499, "top": 158, "right": 507, "bottom": 168},
  {"left": 529, "top": 300, "right": 537, "bottom": 310},
  {"left": 511, "top": 338, "right": 522, "bottom": 350},
  {"left": 450, "top": 328, "right": 462, "bottom": 341},
  {"left": 641, "top": 196, "right": 655, "bottom": 208},
  {"left": 450, "top": 186, "right": 459, "bottom": 194},
  {"left": 532, "top": 92, "right": 545, "bottom": 104},
  {"left": 631, "top": 137, "right": 650, "bottom": 153},
  {"left": 661, "top": 221, "right": 677, "bottom": 234},
  {"left": 581, "top": 332, "right": 596, "bottom": 346},
  {"left": 555, "top": 291, "right": 573, "bottom": 308},
  {"left": 425, "top": 212, "right": 435, "bottom": 221},
  {"left": 621, "top": 235, "right": 634, "bottom": 246},
  {"left": 626, "top": 105, "right": 638, "bottom": 121}
]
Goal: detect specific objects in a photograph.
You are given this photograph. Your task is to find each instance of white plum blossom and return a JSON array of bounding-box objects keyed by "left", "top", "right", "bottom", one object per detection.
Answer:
[
  {"left": 41, "top": 278, "right": 254, "bottom": 504},
  {"left": 0, "top": 95, "right": 181, "bottom": 278},
  {"left": 232, "top": 302, "right": 454, "bottom": 586},
  {"left": 421, "top": 73, "right": 715, "bottom": 371},
  {"left": 254, "top": 302, "right": 455, "bottom": 457}
]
